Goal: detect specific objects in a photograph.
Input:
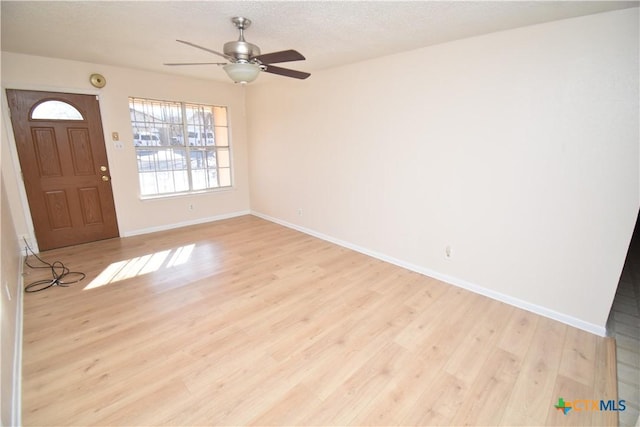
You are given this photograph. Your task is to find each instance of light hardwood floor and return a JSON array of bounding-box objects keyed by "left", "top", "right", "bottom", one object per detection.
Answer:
[{"left": 21, "top": 215, "right": 618, "bottom": 426}]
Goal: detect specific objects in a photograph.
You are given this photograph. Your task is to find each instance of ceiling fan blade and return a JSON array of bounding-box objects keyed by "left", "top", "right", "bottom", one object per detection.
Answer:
[
  {"left": 253, "top": 49, "right": 305, "bottom": 64},
  {"left": 164, "top": 62, "right": 227, "bottom": 66},
  {"left": 263, "top": 65, "right": 310, "bottom": 80},
  {"left": 176, "top": 39, "right": 234, "bottom": 61}
]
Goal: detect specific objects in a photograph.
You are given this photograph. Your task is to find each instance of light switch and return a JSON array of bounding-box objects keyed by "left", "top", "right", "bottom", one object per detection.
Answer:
[{"left": 112, "top": 132, "right": 119, "bottom": 141}]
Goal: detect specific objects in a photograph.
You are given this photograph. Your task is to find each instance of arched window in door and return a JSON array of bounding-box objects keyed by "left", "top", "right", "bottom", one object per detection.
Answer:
[{"left": 31, "top": 100, "right": 84, "bottom": 120}]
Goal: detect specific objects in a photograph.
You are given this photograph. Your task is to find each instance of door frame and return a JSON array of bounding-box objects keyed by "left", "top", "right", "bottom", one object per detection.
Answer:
[{"left": 2, "top": 84, "right": 119, "bottom": 253}]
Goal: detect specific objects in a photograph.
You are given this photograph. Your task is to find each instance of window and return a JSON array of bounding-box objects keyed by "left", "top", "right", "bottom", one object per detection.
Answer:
[
  {"left": 31, "top": 100, "right": 84, "bottom": 120},
  {"left": 129, "top": 97, "right": 232, "bottom": 197}
]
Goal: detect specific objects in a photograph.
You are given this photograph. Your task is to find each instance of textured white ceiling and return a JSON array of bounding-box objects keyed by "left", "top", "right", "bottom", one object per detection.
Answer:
[{"left": 2, "top": 1, "right": 638, "bottom": 84}]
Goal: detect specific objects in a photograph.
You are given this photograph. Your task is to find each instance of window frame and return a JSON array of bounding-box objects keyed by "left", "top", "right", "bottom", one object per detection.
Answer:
[{"left": 128, "top": 97, "right": 234, "bottom": 199}]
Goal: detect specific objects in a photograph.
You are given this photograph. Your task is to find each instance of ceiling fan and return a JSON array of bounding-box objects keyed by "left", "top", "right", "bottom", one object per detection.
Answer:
[{"left": 165, "top": 16, "right": 311, "bottom": 84}]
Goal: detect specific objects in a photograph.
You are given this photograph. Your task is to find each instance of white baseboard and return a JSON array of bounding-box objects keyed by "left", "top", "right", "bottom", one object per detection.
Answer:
[
  {"left": 251, "top": 210, "right": 607, "bottom": 337},
  {"left": 12, "top": 255, "right": 24, "bottom": 427},
  {"left": 122, "top": 210, "right": 251, "bottom": 237}
]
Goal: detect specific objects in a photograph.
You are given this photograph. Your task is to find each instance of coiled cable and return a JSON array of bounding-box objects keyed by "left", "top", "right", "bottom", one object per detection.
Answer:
[{"left": 23, "top": 239, "right": 86, "bottom": 293}]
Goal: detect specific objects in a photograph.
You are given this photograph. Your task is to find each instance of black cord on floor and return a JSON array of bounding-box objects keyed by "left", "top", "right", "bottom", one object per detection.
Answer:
[{"left": 23, "top": 239, "right": 86, "bottom": 293}]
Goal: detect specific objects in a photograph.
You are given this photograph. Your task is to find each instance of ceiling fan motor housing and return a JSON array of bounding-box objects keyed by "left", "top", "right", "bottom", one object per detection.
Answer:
[{"left": 223, "top": 40, "right": 261, "bottom": 62}]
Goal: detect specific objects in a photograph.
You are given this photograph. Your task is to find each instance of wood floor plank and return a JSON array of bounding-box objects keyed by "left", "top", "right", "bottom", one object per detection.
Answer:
[
  {"left": 557, "top": 326, "right": 598, "bottom": 388},
  {"left": 401, "top": 370, "right": 470, "bottom": 425},
  {"left": 248, "top": 383, "right": 323, "bottom": 426},
  {"left": 444, "top": 298, "right": 516, "bottom": 385},
  {"left": 352, "top": 345, "right": 451, "bottom": 425},
  {"left": 20, "top": 215, "right": 618, "bottom": 426},
  {"left": 296, "top": 342, "right": 408, "bottom": 425},
  {"left": 450, "top": 347, "right": 522, "bottom": 426},
  {"left": 500, "top": 316, "right": 568, "bottom": 425},
  {"left": 497, "top": 307, "right": 540, "bottom": 358},
  {"left": 592, "top": 337, "right": 620, "bottom": 427},
  {"left": 545, "top": 374, "right": 595, "bottom": 427}
]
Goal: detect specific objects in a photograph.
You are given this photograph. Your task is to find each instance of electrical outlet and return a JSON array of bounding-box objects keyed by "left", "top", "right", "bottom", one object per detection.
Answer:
[
  {"left": 297, "top": 208, "right": 303, "bottom": 216},
  {"left": 188, "top": 204, "right": 194, "bottom": 211},
  {"left": 445, "top": 245, "right": 452, "bottom": 259}
]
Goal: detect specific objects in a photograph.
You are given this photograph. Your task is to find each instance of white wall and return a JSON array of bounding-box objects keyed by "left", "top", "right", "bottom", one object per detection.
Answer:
[
  {"left": 1, "top": 52, "right": 251, "bottom": 241},
  {"left": 247, "top": 8, "right": 640, "bottom": 333},
  {"left": 1, "top": 177, "right": 22, "bottom": 426}
]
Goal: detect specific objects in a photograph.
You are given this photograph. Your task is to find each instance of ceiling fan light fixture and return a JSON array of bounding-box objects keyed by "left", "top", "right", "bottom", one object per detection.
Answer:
[{"left": 223, "top": 62, "right": 260, "bottom": 84}]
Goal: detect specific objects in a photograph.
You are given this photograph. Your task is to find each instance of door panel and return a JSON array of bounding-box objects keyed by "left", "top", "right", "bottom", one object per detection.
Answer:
[
  {"left": 7, "top": 89, "right": 119, "bottom": 251},
  {"left": 68, "top": 128, "right": 95, "bottom": 174},
  {"left": 78, "top": 187, "right": 104, "bottom": 224},
  {"left": 45, "top": 190, "right": 72, "bottom": 229},
  {"left": 32, "top": 127, "right": 63, "bottom": 176}
]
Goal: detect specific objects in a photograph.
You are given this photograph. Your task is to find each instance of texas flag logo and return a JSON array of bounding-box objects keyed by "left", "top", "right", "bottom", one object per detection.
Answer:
[{"left": 555, "top": 397, "right": 572, "bottom": 415}]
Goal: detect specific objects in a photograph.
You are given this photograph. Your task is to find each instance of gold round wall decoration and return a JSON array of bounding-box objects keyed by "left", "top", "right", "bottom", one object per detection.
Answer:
[{"left": 89, "top": 73, "right": 106, "bottom": 88}]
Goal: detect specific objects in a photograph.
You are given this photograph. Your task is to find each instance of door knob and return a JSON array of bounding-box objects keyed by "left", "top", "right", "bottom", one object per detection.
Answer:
[
  {"left": 102, "top": 175, "right": 110, "bottom": 182},
  {"left": 100, "top": 165, "right": 108, "bottom": 172}
]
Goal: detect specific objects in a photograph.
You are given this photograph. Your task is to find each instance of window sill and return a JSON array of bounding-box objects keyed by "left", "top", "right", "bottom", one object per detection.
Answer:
[{"left": 139, "top": 186, "right": 235, "bottom": 201}]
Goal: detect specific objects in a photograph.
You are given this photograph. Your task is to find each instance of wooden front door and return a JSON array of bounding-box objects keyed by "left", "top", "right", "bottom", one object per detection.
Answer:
[{"left": 7, "top": 89, "right": 119, "bottom": 251}]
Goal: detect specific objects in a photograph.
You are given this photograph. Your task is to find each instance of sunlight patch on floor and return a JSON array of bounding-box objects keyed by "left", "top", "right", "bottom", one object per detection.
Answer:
[{"left": 84, "top": 244, "right": 195, "bottom": 290}]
